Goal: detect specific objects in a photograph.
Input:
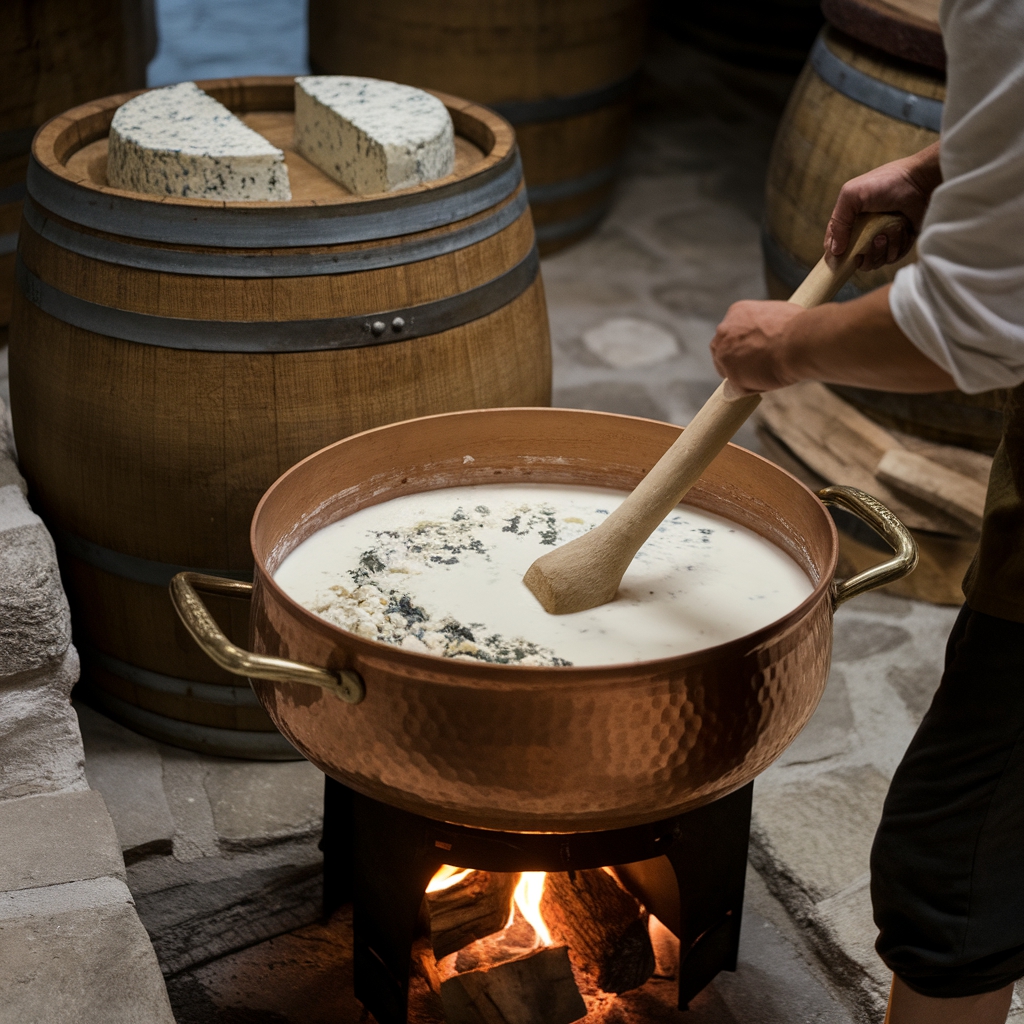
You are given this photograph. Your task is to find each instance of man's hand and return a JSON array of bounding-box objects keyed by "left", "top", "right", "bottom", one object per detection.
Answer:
[
  {"left": 825, "top": 142, "right": 942, "bottom": 270},
  {"left": 711, "top": 300, "right": 804, "bottom": 394}
]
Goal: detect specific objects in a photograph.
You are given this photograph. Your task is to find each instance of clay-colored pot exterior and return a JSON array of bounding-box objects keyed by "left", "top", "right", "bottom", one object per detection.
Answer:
[{"left": 249, "top": 408, "right": 838, "bottom": 832}]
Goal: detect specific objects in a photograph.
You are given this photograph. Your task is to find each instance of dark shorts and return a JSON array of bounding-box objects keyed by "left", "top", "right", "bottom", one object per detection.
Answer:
[{"left": 871, "top": 604, "right": 1024, "bottom": 999}]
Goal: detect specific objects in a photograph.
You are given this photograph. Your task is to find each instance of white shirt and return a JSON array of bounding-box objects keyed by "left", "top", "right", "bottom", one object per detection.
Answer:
[{"left": 888, "top": 0, "right": 1024, "bottom": 394}]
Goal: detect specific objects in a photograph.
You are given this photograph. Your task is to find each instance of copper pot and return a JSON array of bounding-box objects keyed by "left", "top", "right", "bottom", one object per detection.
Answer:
[{"left": 172, "top": 408, "right": 916, "bottom": 832}]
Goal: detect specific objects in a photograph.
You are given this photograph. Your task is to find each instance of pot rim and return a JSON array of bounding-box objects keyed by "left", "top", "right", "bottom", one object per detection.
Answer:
[{"left": 250, "top": 406, "right": 840, "bottom": 683}]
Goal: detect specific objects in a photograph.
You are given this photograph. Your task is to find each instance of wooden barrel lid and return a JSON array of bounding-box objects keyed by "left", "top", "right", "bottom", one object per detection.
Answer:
[
  {"left": 28, "top": 76, "right": 520, "bottom": 249},
  {"left": 821, "top": 0, "right": 945, "bottom": 70}
]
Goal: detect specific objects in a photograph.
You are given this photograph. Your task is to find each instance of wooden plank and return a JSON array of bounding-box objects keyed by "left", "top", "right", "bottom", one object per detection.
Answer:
[
  {"left": 876, "top": 448, "right": 986, "bottom": 531},
  {"left": 757, "top": 382, "right": 968, "bottom": 534}
]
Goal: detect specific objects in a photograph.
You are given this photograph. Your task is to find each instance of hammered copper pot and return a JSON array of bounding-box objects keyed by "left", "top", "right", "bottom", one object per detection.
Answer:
[{"left": 172, "top": 407, "right": 916, "bottom": 833}]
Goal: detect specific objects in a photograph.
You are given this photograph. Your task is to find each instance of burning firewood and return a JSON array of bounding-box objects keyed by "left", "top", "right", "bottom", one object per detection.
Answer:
[
  {"left": 541, "top": 868, "right": 655, "bottom": 994},
  {"left": 439, "top": 945, "right": 587, "bottom": 1024},
  {"left": 425, "top": 869, "right": 518, "bottom": 960}
]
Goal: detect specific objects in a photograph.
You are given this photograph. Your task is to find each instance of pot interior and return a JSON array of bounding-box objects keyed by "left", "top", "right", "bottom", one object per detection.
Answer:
[{"left": 252, "top": 407, "right": 838, "bottom": 631}]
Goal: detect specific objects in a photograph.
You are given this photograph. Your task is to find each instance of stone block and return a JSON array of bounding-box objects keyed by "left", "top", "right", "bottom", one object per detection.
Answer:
[
  {"left": 203, "top": 758, "right": 323, "bottom": 849},
  {"left": 0, "top": 876, "right": 175, "bottom": 1024},
  {"left": 751, "top": 764, "right": 891, "bottom": 908},
  {"left": 76, "top": 703, "right": 175, "bottom": 859},
  {"left": 158, "top": 744, "right": 220, "bottom": 861},
  {"left": 581, "top": 317, "right": 678, "bottom": 369},
  {"left": 810, "top": 874, "right": 890, "bottom": 1020},
  {"left": 0, "top": 647, "right": 86, "bottom": 800},
  {"left": 129, "top": 840, "right": 323, "bottom": 976},
  {"left": 0, "top": 788, "right": 124, "bottom": 892},
  {"left": 0, "top": 485, "right": 71, "bottom": 676}
]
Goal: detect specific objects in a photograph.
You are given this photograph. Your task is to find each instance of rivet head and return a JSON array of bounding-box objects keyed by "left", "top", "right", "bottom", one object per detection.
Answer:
[
  {"left": 371, "top": 320, "right": 386, "bottom": 336},
  {"left": 391, "top": 316, "right": 405, "bottom": 332}
]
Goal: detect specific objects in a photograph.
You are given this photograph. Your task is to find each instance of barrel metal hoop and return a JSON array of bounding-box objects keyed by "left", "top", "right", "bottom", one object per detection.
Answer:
[
  {"left": 0, "top": 181, "right": 27, "bottom": 206},
  {"left": 490, "top": 72, "right": 640, "bottom": 125},
  {"left": 533, "top": 201, "right": 613, "bottom": 244},
  {"left": 84, "top": 689, "right": 301, "bottom": 759},
  {"left": 21, "top": 187, "right": 528, "bottom": 278},
  {"left": 810, "top": 34, "right": 943, "bottom": 132},
  {"left": 0, "top": 232, "right": 17, "bottom": 257},
  {"left": 525, "top": 162, "right": 620, "bottom": 206},
  {"left": 83, "top": 646, "right": 264, "bottom": 708},
  {"left": 760, "top": 226, "right": 866, "bottom": 304},
  {"left": 50, "top": 523, "right": 253, "bottom": 586},
  {"left": 17, "top": 244, "right": 541, "bottom": 353},
  {"left": 25, "top": 149, "right": 523, "bottom": 248}
]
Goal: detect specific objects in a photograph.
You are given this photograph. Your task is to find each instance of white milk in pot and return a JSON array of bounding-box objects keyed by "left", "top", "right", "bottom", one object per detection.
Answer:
[{"left": 272, "top": 483, "right": 814, "bottom": 667}]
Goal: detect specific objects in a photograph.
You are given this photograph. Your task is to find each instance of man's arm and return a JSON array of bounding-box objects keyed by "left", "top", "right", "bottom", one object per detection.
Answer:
[
  {"left": 711, "top": 286, "right": 956, "bottom": 394},
  {"left": 711, "top": 142, "right": 954, "bottom": 395}
]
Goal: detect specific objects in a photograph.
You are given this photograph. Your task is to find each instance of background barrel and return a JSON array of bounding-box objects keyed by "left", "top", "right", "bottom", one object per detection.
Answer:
[
  {"left": 763, "top": 1, "right": 1007, "bottom": 454},
  {"left": 1, "top": 0, "right": 156, "bottom": 344},
  {"left": 10, "top": 77, "right": 551, "bottom": 758},
  {"left": 307, "top": 0, "right": 648, "bottom": 254}
]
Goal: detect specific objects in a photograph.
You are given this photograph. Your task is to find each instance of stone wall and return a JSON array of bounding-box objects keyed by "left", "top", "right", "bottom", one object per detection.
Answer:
[{"left": 0, "top": 397, "right": 175, "bottom": 1023}]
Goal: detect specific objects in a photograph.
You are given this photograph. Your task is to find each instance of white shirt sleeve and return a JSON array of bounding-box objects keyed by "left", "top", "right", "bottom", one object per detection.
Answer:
[{"left": 888, "top": 0, "right": 1024, "bottom": 395}]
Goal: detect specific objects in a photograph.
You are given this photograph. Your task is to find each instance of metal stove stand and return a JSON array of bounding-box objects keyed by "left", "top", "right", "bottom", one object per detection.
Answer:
[{"left": 321, "top": 779, "right": 753, "bottom": 1023}]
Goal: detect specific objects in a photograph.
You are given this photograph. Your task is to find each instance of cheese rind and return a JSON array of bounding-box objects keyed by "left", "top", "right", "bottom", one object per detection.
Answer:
[
  {"left": 294, "top": 76, "right": 455, "bottom": 194},
  {"left": 107, "top": 82, "right": 291, "bottom": 201}
]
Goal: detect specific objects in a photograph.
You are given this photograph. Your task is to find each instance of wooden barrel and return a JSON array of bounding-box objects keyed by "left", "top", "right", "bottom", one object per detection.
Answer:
[
  {"left": 10, "top": 77, "right": 551, "bottom": 759},
  {"left": 763, "top": 5, "right": 1008, "bottom": 454},
  {"left": 307, "top": 0, "right": 648, "bottom": 254},
  {"left": 1, "top": 0, "right": 155, "bottom": 340}
]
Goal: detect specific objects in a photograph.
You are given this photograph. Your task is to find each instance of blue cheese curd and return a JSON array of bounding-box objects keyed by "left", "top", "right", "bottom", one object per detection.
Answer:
[
  {"left": 107, "top": 82, "right": 291, "bottom": 201},
  {"left": 294, "top": 76, "right": 455, "bottom": 194}
]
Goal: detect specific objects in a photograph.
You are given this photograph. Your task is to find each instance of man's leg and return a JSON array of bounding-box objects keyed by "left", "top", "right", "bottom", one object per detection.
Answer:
[
  {"left": 871, "top": 606, "right": 1024, "bottom": 1003},
  {"left": 885, "top": 976, "right": 1014, "bottom": 1024}
]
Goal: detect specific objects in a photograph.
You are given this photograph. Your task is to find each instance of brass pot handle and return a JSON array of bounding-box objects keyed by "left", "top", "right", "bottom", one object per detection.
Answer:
[
  {"left": 818, "top": 485, "right": 919, "bottom": 607},
  {"left": 169, "top": 571, "right": 365, "bottom": 704}
]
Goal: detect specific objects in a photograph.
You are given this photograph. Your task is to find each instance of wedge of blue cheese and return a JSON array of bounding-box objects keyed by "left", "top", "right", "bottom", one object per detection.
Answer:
[
  {"left": 294, "top": 76, "right": 455, "bottom": 194},
  {"left": 107, "top": 82, "right": 291, "bottom": 201}
]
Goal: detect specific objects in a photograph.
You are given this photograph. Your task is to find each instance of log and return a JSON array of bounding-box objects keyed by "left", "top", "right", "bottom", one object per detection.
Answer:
[
  {"left": 439, "top": 945, "right": 587, "bottom": 1024},
  {"left": 875, "top": 448, "right": 987, "bottom": 532},
  {"left": 425, "top": 871, "right": 518, "bottom": 960},
  {"left": 541, "top": 869, "right": 655, "bottom": 994}
]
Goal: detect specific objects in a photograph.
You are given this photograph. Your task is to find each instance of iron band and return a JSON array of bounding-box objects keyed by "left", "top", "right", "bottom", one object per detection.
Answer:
[
  {"left": 25, "top": 148, "right": 523, "bottom": 248},
  {"left": 760, "top": 226, "right": 865, "bottom": 304},
  {"left": 525, "top": 162, "right": 619, "bottom": 206},
  {"left": 21, "top": 187, "right": 527, "bottom": 278},
  {"left": 84, "top": 688, "right": 300, "bottom": 759},
  {"left": 810, "top": 33, "right": 943, "bottom": 132},
  {"left": 490, "top": 72, "right": 640, "bottom": 125},
  {"left": 0, "top": 181, "right": 27, "bottom": 206},
  {"left": 49, "top": 522, "right": 252, "bottom": 587},
  {"left": 16, "top": 243, "right": 540, "bottom": 353},
  {"left": 83, "top": 646, "right": 264, "bottom": 708}
]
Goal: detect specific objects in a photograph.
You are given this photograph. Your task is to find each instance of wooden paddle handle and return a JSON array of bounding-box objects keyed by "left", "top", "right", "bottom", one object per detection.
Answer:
[{"left": 600, "top": 212, "right": 908, "bottom": 556}]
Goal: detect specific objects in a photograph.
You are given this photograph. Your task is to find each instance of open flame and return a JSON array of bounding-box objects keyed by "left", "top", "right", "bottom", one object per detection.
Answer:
[
  {"left": 513, "top": 871, "right": 552, "bottom": 947},
  {"left": 426, "top": 864, "right": 473, "bottom": 893}
]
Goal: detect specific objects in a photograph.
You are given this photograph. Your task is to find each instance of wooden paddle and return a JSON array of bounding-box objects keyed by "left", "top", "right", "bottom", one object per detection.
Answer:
[{"left": 523, "top": 212, "right": 906, "bottom": 615}]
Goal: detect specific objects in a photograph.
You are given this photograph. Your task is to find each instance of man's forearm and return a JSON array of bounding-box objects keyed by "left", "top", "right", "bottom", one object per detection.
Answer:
[{"left": 781, "top": 286, "right": 956, "bottom": 393}]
